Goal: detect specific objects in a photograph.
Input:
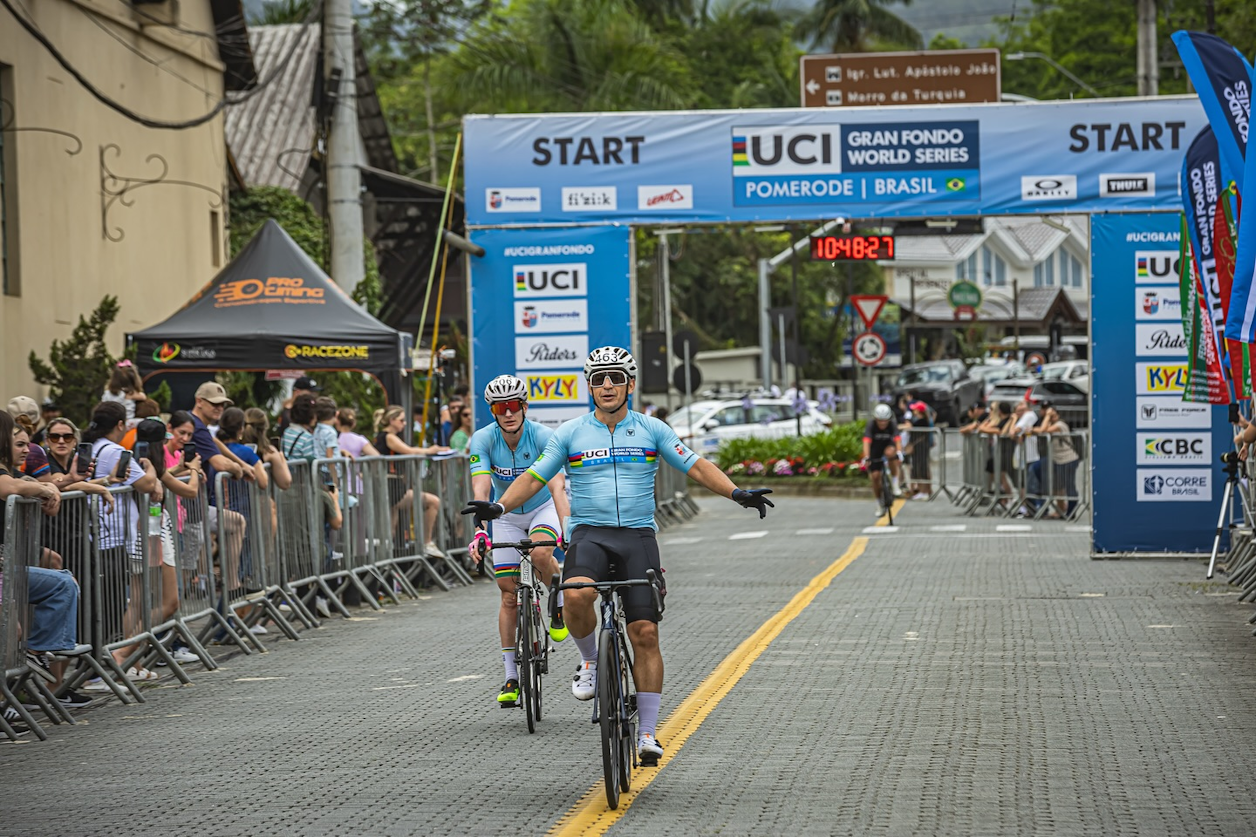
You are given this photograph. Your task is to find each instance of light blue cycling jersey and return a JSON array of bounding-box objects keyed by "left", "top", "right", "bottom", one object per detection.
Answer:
[
  {"left": 468, "top": 419, "right": 554, "bottom": 514},
  {"left": 528, "top": 410, "right": 698, "bottom": 530}
]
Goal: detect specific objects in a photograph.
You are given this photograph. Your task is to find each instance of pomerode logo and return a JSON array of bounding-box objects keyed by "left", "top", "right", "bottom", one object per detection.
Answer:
[
  {"left": 485, "top": 187, "right": 541, "bottom": 213},
  {"left": 520, "top": 306, "right": 539, "bottom": 329},
  {"left": 637, "top": 185, "right": 693, "bottom": 210}
]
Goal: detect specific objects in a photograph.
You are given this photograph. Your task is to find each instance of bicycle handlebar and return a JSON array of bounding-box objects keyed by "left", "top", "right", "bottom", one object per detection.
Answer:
[
  {"left": 491, "top": 538, "right": 558, "bottom": 552},
  {"left": 550, "top": 569, "right": 665, "bottom": 618}
]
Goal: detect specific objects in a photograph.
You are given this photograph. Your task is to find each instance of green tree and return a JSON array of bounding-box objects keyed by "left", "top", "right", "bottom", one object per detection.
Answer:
[
  {"left": 248, "top": 0, "right": 313, "bottom": 25},
  {"left": 681, "top": 1, "right": 801, "bottom": 109},
  {"left": 928, "top": 32, "right": 965, "bottom": 50},
  {"left": 28, "top": 296, "right": 122, "bottom": 425},
  {"left": 440, "top": 0, "right": 695, "bottom": 113},
  {"left": 795, "top": 0, "right": 923, "bottom": 53}
]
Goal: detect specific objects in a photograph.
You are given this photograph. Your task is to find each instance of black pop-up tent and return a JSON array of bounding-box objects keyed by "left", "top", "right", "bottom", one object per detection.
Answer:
[{"left": 130, "top": 219, "right": 413, "bottom": 410}]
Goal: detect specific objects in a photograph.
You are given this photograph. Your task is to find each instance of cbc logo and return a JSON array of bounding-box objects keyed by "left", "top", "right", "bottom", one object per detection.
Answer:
[{"left": 1144, "top": 438, "right": 1204, "bottom": 457}]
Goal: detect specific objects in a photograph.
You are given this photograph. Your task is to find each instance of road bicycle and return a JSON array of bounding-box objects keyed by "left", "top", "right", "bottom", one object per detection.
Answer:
[
  {"left": 485, "top": 537, "right": 557, "bottom": 733},
  {"left": 879, "top": 452, "right": 897, "bottom": 525},
  {"left": 553, "top": 567, "right": 664, "bottom": 809}
]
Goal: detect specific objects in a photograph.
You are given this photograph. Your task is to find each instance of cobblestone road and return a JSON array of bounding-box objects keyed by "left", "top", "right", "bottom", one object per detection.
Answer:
[{"left": 4, "top": 495, "right": 1256, "bottom": 836}]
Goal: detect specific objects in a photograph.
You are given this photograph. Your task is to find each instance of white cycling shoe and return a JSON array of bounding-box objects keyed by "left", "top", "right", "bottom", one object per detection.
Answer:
[
  {"left": 638, "top": 733, "right": 664, "bottom": 766},
  {"left": 572, "top": 660, "right": 597, "bottom": 701}
]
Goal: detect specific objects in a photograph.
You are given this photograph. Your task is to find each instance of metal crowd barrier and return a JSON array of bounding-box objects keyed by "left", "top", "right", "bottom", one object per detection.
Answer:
[
  {"left": 951, "top": 431, "right": 1088, "bottom": 520},
  {"left": 900, "top": 426, "right": 946, "bottom": 501},
  {"left": 0, "top": 443, "right": 702, "bottom": 741}
]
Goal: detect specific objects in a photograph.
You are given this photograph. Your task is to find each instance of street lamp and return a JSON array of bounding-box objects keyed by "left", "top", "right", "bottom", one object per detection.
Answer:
[{"left": 1006, "top": 51, "right": 1100, "bottom": 97}]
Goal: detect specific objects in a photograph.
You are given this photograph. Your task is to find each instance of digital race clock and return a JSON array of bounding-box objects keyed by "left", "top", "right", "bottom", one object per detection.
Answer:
[{"left": 809, "top": 234, "right": 895, "bottom": 261}]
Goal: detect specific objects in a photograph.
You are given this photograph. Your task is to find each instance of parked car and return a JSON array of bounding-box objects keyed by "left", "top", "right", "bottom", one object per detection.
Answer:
[
  {"left": 968, "top": 361, "right": 1029, "bottom": 399},
  {"left": 668, "top": 398, "right": 833, "bottom": 458},
  {"left": 892, "top": 360, "right": 985, "bottom": 426},
  {"left": 987, "top": 378, "right": 1089, "bottom": 427},
  {"left": 1038, "top": 360, "right": 1090, "bottom": 391}
]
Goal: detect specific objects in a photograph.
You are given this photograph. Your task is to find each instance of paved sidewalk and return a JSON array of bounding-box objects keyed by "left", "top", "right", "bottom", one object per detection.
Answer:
[{"left": 3, "top": 496, "right": 1256, "bottom": 836}]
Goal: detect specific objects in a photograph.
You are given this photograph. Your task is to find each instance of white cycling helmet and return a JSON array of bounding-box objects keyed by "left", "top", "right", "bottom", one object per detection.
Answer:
[
  {"left": 584, "top": 346, "right": 638, "bottom": 379},
  {"left": 483, "top": 374, "right": 528, "bottom": 404},
  {"left": 873, "top": 404, "right": 894, "bottom": 421}
]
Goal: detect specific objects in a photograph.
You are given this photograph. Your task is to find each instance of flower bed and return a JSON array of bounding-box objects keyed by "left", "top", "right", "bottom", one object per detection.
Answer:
[{"left": 717, "top": 422, "right": 869, "bottom": 481}]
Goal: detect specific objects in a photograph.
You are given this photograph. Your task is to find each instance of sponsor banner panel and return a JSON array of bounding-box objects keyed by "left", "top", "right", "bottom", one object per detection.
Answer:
[
  {"left": 1136, "top": 469, "right": 1212, "bottom": 502},
  {"left": 464, "top": 98, "right": 1205, "bottom": 225},
  {"left": 1092, "top": 213, "right": 1229, "bottom": 553},
  {"left": 471, "top": 226, "right": 630, "bottom": 432},
  {"left": 1135, "top": 397, "right": 1212, "bottom": 429},
  {"left": 1135, "top": 286, "right": 1183, "bottom": 321},
  {"left": 1134, "top": 323, "right": 1186, "bottom": 357},
  {"left": 528, "top": 406, "right": 588, "bottom": 429},
  {"left": 1134, "top": 249, "right": 1181, "bottom": 284},
  {"left": 514, "top": 300, "right": 589, "bottom": 334},
  {"left": 515, "top": 335, "right": 589, "bottom": 370},
  {"left": 522, "top": 372, "right": 589, "bottom": 404},
  {"left": 1135, "top": 432, "right": 1211, "bottom": 465},
  {"left": 1134, "top": 361, "right": 1188, "bottom": 394}
]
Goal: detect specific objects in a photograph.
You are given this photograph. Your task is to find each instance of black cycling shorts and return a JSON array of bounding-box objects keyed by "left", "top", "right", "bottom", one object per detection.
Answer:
[
  {"left": 868, "top": 441, "right": 895, "bottom": 471},
  {"left": 563, "top": 525, "right": 662, "bottom": 624}
]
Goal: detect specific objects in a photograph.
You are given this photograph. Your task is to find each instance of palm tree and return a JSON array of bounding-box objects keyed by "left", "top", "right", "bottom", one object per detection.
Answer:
[
  {"left": 442, "top": 0, "right": 694, "bottom": 113},
  {"left": 795, "top": 0, "right": 922, "bottom": 53}
]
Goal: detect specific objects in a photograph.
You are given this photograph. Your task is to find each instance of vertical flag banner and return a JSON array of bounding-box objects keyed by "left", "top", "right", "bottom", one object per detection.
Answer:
[
  {"left": 1181, "top": 128, "right": 1229, "bottom": 361},
  {"left": 1214, "top": 187, "right": 1253, "bottom": 396},
  {"left": 1172, "top": 31, "right": 1252, "bottom": 187},
  {"left": 1092, "top": 212, "right": 1231, "bottom": 554},
  {"left": 1178, "top": 217, "right": 1228, "bottom": 403}
]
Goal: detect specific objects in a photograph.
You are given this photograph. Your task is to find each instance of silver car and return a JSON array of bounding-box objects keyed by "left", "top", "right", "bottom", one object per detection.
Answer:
[{"left": 667, "top": 398, "right": 833, "bottom": 458}]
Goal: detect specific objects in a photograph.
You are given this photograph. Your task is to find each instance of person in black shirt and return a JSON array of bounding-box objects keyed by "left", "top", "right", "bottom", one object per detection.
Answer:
[{"left": 862, "top": 403, "right": 903, "bottom": 514}]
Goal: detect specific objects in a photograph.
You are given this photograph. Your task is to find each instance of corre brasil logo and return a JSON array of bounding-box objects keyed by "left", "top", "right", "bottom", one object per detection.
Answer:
[{"left": 1144, "top": 475, "right": 1164, "bottom": 495}]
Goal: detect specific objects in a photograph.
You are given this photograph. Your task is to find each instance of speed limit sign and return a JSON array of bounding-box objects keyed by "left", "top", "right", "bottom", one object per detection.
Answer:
[{"left": 853, "top": 331, "right": 887, "bottom": 366}]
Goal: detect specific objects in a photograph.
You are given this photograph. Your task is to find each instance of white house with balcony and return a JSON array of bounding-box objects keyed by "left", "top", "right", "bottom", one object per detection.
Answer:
[{"left": 880, "top": 216, "right": 1089, "bottom": 362}]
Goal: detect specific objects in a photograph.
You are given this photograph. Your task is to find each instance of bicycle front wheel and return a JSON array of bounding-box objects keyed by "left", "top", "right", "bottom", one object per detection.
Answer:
[
  {"left": 599, "top": 630, "right": 621, "bottom": 809},
  {"left": 518, "top": 587, "right": 536, "bottom": 734},
  {"left": 882, "top": 469, "right": 895, "bottom": 522},
  {"left": 617, "top": 631, "right": 635, "bottom": 792}
]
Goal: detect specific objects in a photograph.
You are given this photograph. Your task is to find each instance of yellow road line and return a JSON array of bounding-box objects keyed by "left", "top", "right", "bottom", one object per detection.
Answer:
[
  {"left": 875, "top": 497, "right": 907, "bottom": 526},
  {"left": 548, "top": 536, "right": 871, "bottom": 836}
]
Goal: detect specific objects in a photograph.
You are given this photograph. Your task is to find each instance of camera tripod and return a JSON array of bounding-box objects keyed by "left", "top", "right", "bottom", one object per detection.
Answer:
[{"left": 1208, "top": 453, "right": 1254, "bottom": 579}]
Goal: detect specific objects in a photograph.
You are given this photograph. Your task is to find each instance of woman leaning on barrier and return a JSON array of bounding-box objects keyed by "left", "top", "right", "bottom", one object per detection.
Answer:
[
  {"left": 242, "top": 409, "right": 291, "bottom": 491},
  {"left": 373, "top": 404, "right": 449, "bottom": 558},
  {"left": 36, "top": 417, "right": 116, "bottom": 512},
  {"left": 1030, "top": 405, "right": 1080, "bottom": 519}
]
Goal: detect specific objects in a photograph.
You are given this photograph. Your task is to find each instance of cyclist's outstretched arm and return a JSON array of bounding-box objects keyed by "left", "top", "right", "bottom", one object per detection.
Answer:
[{"left": 547, "top": 471, "right": 572, "bottom": 526}]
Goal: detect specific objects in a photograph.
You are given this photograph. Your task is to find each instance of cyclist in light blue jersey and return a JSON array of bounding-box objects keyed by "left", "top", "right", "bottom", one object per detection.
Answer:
[
  {"left": 464, "top": 347, "right": 772, "bottom": 766},
  {"left": 467, "top": 374, "right": 572, "bottom": 708}
]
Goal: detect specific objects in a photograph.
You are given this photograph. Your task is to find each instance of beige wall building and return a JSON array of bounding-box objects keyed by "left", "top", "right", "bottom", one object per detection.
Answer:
[{"left": 0, "top": 0, "right": 253, "bottom": 405}]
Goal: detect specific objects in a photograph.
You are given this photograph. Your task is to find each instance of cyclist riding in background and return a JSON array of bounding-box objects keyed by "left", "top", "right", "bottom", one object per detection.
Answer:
[
  {"left": 467, "top": 374, "right": 573, "bottom": 709},
  {"left": 464, "top": 347, "right": 773, "bottom": 766},
  {"left": 862, "top": 403, "right": 904, "bottom": 516}
]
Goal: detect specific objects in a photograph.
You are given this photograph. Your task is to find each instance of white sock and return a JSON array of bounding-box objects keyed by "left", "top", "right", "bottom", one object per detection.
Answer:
[
  {"left": 573, "top": 631, "right": 597, "bottom": 663},
  {"left": 502, "top": 649, "right": 517, "bottom": 681},
  {"left": 637, "top": 691, "right": 661, "bottom": 739}
]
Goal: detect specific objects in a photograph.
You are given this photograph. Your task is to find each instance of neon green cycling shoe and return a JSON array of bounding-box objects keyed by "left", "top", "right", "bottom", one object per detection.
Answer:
[
  {"left": 498, "top": 678, "right": 520, "bottom": 707},
  {"left": 549, "top": 611, "right": 569, "bottom": 643}
]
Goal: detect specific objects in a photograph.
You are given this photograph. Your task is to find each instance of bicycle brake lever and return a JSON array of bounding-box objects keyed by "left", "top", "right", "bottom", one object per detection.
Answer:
[{"left": 646, "top": 569, "right": 664, "bottom": 619}]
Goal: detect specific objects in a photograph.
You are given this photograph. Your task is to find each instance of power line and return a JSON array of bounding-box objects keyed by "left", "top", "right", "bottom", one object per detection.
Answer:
[{"left": 0, "top": 0, "right": 321, "bottom": 130}]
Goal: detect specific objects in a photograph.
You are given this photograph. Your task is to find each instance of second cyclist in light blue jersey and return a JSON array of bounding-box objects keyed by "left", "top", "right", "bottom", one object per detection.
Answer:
[{"left": 467, "top": 374, "right": 571, "bottom": 709}]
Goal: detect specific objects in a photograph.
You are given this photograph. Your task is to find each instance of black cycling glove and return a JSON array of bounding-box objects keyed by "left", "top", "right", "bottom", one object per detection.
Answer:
[
  {"left": 731, "top": 488, "right": 774, "bottom": 518},
  {"left": 462, "top": 500, "right": 505, "bottom": 524}
]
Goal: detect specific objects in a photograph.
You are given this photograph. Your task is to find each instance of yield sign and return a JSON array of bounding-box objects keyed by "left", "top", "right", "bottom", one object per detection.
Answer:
[{"left": 851, "top": 295, "right": 888, "bottom": 330}]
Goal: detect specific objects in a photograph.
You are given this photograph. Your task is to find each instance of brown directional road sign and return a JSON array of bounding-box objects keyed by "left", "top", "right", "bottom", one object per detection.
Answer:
[{"left": 800, "top": 49, "right": 1001, "bottom": 108}]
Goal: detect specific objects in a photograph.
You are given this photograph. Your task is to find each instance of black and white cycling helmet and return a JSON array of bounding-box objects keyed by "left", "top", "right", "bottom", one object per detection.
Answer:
[
  {"left": 483, "top": 374, "right": 528, "bottom": 404},
  {"left": 873, "top": 404, "right": 894, "bottom": 421},
  {"left": 584, "top": 346, "right": 638, "bottom": 379}
]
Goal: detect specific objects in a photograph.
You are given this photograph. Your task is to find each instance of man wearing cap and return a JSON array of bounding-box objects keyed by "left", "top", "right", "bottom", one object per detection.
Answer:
[
  {"left": 191, "top": 382, "right": 250, "bottom": 575},
  {"left": 279, "top": 376, "right": 320, "bottom": 433},
  {"left": 31, "top": 399, "right": 60, "bottom": 446}
]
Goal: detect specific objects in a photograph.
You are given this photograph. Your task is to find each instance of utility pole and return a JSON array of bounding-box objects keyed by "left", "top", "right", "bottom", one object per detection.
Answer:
[
  {"left": 325, "top": 0, "right": 366, "bottom": 294},
  {"left": 1136, "top": 0, "right": 1159, "bottom": 97}
]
